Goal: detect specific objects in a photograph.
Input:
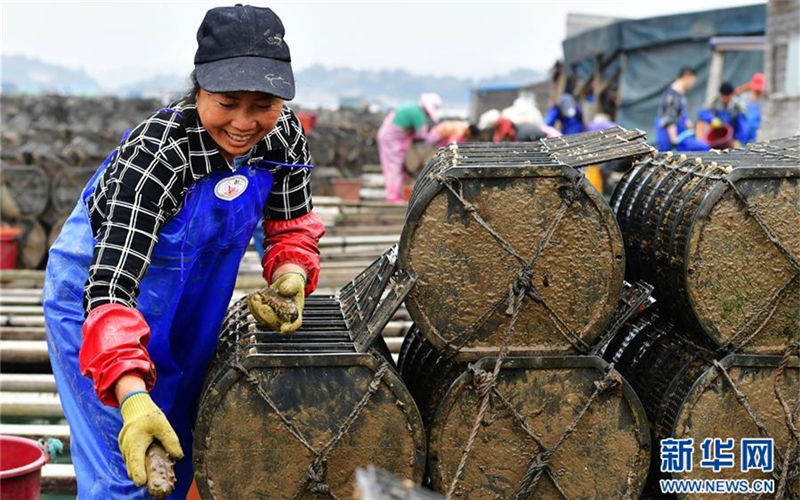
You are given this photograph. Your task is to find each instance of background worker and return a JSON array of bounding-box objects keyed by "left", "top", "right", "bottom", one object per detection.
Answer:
[
  {"left": 737, "top": 72, "right": 765, "bottom": 144},
  {"left": 655, "top": 66, "right": 709, "bottom": 151},
  {"left": 376, "top": 93, "right": 442, "bottom": 203},
  {"left": 586, "top": 112, "right": 617, "bottom": 132},
  {"left": 42, "top": 6, "right": 324, "bottom": 498},
  {"left": 544, "top": 93, "right": 585, "bottom": 135},
  {"left": 696, "top": 82, "right": 749, "bottom": 148},
  {"left": 490, "top": 117, "right": 559, "bottom": 142},
  {"left": 492, "top": 116, "right": 518, "bottom": 142},
  {"left": 429, "top": 119, "right": 478, "bottom": 147}
]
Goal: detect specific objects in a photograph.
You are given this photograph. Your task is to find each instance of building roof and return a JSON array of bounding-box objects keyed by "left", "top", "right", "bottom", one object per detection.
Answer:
[{"left": 563, "top": 4, "right": 766, "bottom": 66}]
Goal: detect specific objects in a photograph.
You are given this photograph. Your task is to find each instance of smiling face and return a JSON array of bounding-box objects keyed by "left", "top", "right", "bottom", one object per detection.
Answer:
[{"left": 195, "top": 89, "right": 283, "bottom": 163}]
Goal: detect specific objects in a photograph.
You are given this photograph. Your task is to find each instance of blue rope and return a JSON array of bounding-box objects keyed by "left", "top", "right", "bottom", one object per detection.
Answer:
[
  {"left": 257, "top": 159, "right": 314, "bottom": 169},
  {"left": 158, "top": 107, "right": 184, "bottom": 120}
]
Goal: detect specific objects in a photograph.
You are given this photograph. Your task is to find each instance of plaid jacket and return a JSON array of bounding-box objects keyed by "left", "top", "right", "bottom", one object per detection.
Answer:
[
  {"left": 657, "top": 87, "right": 687, "bottom": 129},
  {"left": 83, "top": 100, "right": 312, "bottom": 312}
]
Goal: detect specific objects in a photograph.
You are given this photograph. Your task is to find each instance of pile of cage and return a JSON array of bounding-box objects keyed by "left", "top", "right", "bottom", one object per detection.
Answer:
[
  {"left": 605, "top": 140, "right": 800, "bottom": 496},
  {"left": 395, "top": 128, "right": 657, "bottom": 499}
]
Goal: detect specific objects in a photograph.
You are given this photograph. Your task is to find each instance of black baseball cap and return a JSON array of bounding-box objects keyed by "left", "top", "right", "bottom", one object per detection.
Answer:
[
  {"left": 194, "top": 5, "right": 295, "bottom": 100},
  {"left": 719, "top": 82, "right": 734, "bottom": 95}
]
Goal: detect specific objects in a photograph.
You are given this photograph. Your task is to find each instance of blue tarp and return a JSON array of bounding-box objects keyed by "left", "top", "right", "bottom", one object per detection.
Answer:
[{"left": 562, "top": 4, "right": 766, "bottom": 142}]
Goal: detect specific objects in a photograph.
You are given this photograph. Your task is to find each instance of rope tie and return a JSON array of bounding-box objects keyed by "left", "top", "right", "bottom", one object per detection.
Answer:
[
  {"left": 307, "top": 459, "right": 330, "bottom": 495},
  {"left": 505, "top": 282, "right": 516, "bottom": 316},
  {"left": 514, "top": 265, "right": 536, "bottom": 295},
  {"left": 564, "top": 174, "right": 585, "bottom": 205},
  {"left": 470, "top": 366, "right": 496, "bottom": 399},
  {"left": 594, "top": 370, "right": 623, "bottom": 393},
  {"left": 469, "top": 368, "right": 501, "bottom": 427}
]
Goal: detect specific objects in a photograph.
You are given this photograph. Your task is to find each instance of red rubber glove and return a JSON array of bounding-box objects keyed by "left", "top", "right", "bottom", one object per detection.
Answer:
[
  {"left": 79, "top": 303, "right": 156, "bottom": 407},
  {"left": 261, "top": 211, "right": 325, "bottom": 296}
]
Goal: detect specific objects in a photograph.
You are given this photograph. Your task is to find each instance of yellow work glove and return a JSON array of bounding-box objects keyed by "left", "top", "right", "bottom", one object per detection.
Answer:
[
  {"left": 247, "top": 272, "right": 306, "bottom": 335},
  {"left": 118, "top": 392, "right": 183, "bottom": 487}
]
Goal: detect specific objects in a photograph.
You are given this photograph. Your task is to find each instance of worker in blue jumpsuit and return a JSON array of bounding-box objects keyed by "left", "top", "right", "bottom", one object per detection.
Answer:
[
  {"left": 655, "top": 66, "right": 710, "bottom": 152},
  {"left": 741, "top": 73, "right": 765, "bottom": 144},
  {"left": 696, "top": 82, "right": 749, "bottom": 148},
  {"left": 42, "top": 6, "right": 324, "bottom": 498},
  {"left": 545, "top": 93, "right": 585, "bottom": 135}
]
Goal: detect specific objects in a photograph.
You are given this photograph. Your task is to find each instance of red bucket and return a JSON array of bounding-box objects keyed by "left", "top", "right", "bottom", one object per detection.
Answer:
[
  {"left": 706, "top": 124, "right": 734, "bottom": 149},
  {"left": 0, "top": 227, "right": 22, "bottom": 270},
  {"left": 0, "top": 436, "right": 50, "bottom": 500}
]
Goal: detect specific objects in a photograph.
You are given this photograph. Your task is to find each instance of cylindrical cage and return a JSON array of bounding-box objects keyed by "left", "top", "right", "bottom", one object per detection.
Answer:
[
  {"left": 194, "top": 296, "right": 426, "bottom": 499},
  {"left": 603, "top": 309, "right": 800, "bottom": 498},
  {"left": 610, "top": 153, "right": 800, "bottom": 353},
  {"left": 670, "top": 354, "right": 800, "bottom": 497},
  {"left": 398, "top": 326, "right": 651, "bottom": 499},
  {"left": 602, "top": 309, "right": 712, "bottom": 441},
  {"left": 399, "top": 139, "right": 630, "bottom": 356},
  {"left": 0, "top": 164, "right": 50, "bottom": 217}
]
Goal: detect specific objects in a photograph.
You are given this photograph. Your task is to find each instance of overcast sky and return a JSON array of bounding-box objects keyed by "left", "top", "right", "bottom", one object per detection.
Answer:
[{"left": 2, "top": 0, "right": 764, "bottom": 89}]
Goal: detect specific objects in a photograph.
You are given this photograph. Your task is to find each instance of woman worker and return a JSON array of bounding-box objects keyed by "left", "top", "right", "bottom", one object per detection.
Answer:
[
  {"left": 43, "top": 6, "right": 324, "bottom": 498},
  {"left": 376, "top": 93, "right": 442, "bottom": 203}
]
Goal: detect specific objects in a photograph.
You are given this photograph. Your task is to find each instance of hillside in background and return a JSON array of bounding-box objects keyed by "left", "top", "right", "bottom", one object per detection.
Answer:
[
  {"left": 292, "top": 65, "right": 543, "bottom": 109},
  {"left": 1, "top": 54, "right": 101, "bottom": 94},
  {"left": 1, "top": 54, "right": 542, "bottom": 110}
]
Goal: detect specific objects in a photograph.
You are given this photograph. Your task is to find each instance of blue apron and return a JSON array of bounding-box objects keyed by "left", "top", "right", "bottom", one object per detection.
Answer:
[{"left": 43, "top": 137, "right": 293, "bottom": 498}]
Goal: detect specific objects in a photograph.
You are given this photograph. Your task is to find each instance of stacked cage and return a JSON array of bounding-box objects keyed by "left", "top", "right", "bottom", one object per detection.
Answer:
[
  {"left": 605, "top": 139, "right": 800, "bottom": 497},
  {"left": 193, "top": 247, "right": 427, "bottom": 499},
  {"left": 1, "top": 96, "right": 162, "bottom": 269},
  {"left": 395, "top": 128, "right": 657, "bottom": 499}
]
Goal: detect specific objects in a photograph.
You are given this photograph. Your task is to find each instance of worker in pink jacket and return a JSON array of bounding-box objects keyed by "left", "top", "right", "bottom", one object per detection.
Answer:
[{"left": 376, "top": 93, "right": 442, "bottom": 203}]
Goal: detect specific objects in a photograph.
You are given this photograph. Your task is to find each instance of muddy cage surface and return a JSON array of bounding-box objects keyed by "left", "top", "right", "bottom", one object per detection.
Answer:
[
  {"left": 604, "top": 308, "right": 800, "bottom": 498},
  {"left": 398, "top": 127, "right": 654, "bottom": 358},
  {"left": 395, "top": 285, "right": 656, "bottom": 500},
  {"left": 610, "top": 147, "right": 800, "bottom": 354},
  {"left": 193, "top": 246, "right": 425, "bottom": 500},
  {"left": 399, "top": 279, "right": 654, "bottom": 426},
  {"left": 669, "top": 353, "right": 800, "bottom": 498},
  {"left": 398, "top": 332, "right": 651, "bottom": 499}
]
